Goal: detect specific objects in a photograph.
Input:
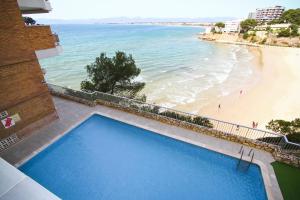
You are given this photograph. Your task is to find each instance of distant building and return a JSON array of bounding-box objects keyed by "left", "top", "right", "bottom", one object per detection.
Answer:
[
  {"left": 223, "top": 20, "right": 241, "bottom": 33},
  {"left": 248, "top": 6, "right": 285, "bottom": 23},
  {"left": 205, "top": 26, "right": 212, "bottom": 34},
  {"left": 248, "top": 12, "right": 257, "bottom": 19}
]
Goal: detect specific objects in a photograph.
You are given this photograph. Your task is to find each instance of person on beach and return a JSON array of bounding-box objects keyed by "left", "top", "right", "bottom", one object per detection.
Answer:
[
  {"left": 240, "top": 90, "right": 243, "bottom": 95},
  {"left": 218, "top": 104, "right": 221, "bottom": 111},
  {"left": 252, "top": 121, "right": 255, "bottom": 128},
  {"left": 255, "top": 122, "right": 258, "bottom": 128}
]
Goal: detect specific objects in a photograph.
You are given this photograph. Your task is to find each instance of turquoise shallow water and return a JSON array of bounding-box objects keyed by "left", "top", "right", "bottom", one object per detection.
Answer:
[
  {"left": 20, "top": 114, "right": 267, "bottom": 200},
  {"left": 41, "top": 24, "right": 254, "bottom": 111}
]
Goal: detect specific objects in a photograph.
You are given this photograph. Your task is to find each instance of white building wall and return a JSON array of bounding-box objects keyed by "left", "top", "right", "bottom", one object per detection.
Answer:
[{"left": 223, "top": 20, "right": 241, "bottom": 33}]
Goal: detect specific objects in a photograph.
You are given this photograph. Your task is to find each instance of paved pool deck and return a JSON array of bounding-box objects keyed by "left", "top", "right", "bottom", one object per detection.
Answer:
[{"left": 0, "top": 96, "right": 283, "bottom": 200}]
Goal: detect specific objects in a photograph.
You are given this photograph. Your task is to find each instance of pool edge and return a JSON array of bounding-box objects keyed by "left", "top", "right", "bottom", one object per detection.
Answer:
[{"left": 15, "top": 111, "right": 282, "bottom": 200}]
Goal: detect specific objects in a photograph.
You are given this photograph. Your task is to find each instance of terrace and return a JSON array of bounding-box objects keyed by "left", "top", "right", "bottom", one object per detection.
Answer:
[
  {"left": 2, "top": 84, "right": 299, "bottom": 199},
  {"left": 17, "top": 0, "right": 52, "bottom": 14}
]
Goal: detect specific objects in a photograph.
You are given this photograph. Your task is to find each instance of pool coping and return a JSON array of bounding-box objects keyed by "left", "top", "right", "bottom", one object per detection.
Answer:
[{"left": 14, "top": 111, "right": 283, "bottom": 200}]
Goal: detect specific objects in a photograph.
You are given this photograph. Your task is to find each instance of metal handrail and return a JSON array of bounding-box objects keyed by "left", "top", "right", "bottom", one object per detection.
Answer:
[
  {"left": 237, "top": 149, "right": 244, "bottom": 170},
  {"left": 47, "top": 83, "right": 300, "bottom": 157}
]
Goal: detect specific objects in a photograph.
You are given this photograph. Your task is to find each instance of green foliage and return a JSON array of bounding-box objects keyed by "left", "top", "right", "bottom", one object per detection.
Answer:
[
  {"left": 23, "top": 17, "right": 36, "bottom": 25},
  {"left": 266, "top": 26, "right": 271, "bottom": 32},
  {"left": 81, "top": 52, "right": 145, "bottom": 96},
  {"left": 160, "top": 111, "right": 213, "bottom": 128},
  {"left": 267, "top": 19, "right": 281, "bottom": 25},
  {"left": 211, "top": 27, "right": 216, "bottom": 33},
  {"left": 287, "top": 133, "right": 300, "bottom": 144},
  {"left": 240, "top": 19, "right": 258, "bottom": 32},
  {"left": 260, "top": 38, "right": 267, "bottom": 44},
  {"left": 280, "top": 9, "right": 300, "bottom": 26},
  {"left": 277, "top": 28, "right": 291, "bottom": 37},
  {"left": 266, "top": 118, "right": 300, "bottom": 135},
  {"left": 243, "top": 33, "right": 249, "bottom": 39},
  {"left": 192, "top": 116, "right": 213, "bottom": 128},
  {"left": 290, "top": 24, "right": 299, "bottom": 37},
  {"left": 215, "top": 22, "right": 225, "bottom": 28}
]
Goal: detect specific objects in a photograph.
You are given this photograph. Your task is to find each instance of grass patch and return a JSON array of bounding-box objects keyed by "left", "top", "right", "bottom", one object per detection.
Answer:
[{"left": 272, "top": 162, "right": 300, "bottom": 200}]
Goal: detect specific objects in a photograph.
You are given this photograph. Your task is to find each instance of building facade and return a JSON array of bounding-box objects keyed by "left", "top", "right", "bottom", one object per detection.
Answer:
[
  {"left": 223, "top": 20, "right": 241, "bottom": 33},
  {"left": 248, "top": 6, "right": 285, "bottom": 23},
  {"left": 0, "top": 0, "right": 61, "bottom": 145}
]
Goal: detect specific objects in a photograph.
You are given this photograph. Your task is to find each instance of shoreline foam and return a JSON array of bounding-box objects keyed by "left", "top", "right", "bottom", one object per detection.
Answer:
[{"left": 199, "top": 46, "right": 300, "bottom": 129}]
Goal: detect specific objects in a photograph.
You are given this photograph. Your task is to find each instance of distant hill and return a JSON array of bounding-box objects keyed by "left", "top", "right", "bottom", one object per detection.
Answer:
[{"left": 36, "top": 17, "right": 237, "bottom": 24}]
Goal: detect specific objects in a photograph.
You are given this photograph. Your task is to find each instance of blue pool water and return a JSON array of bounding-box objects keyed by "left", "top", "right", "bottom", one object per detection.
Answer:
[{"left": 20, "top": 114, "right": 267, "bottom": 200}]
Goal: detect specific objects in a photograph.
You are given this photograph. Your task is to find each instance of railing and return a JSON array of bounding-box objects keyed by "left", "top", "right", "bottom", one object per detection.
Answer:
[{"left": 47, "top": 83, "right": 300, "bottom": 157}]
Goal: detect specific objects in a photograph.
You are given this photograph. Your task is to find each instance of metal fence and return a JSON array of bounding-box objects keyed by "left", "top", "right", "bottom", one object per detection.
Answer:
[{"left": 48, "top": 83, "right": 300, "bottom": 157}]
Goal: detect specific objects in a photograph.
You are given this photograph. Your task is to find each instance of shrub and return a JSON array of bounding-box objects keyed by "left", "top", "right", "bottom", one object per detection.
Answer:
[
  {"left": 260, "top": 38, "right": 267, "bottom": 44},
  {"left": 159, "top": 111, "right": 213, "bottom": 128},
  {"left": 240, "top": 19, "right": 258, "bottom": 32},
  {"left": 290, "top": 24, "right": 299, "bottom": 37},
  {"left": 277, "top": 28, "right": 291, "bottom": 37},
  {"left": 243, "top": 33, "right": 249, "bottom": 39},
  {"left": 266, "top": 118, "right": 300, "bottom": 136},
  {"left": 192, "top": 116, "right": 213, "bottom": 128}
]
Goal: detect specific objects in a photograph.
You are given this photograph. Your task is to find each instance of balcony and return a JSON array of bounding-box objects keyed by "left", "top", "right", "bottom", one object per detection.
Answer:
[
  {"left": 26, "top": 25, "right": 62, "bottom": 59},
  {"left": 17, "top": 0, "right": 52, "bottom": 14}
]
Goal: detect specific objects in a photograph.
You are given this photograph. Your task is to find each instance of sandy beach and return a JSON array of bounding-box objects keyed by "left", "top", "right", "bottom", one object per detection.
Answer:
[{"left": 199, "top": 46, "right": 300, "bottom": 129}]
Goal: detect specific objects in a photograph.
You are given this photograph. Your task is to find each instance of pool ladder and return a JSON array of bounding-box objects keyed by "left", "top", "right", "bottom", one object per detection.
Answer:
[{"left": 236, "top": 146, "right": 255, "bottom": 172}]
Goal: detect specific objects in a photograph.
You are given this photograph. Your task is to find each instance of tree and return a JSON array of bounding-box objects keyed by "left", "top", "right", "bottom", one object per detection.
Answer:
[
  {"left": 81, "top": 52, "right": 145, "bottom": 96},
  {"left": 267, "top": 19, "right": 281, "bottom": 25},
  {"left": 266, "top": 119, "right": 300, "bottom": 135},
  {"left": 23, "top": 17, "right": 36, "bottom": 25},
  {"left": 240, "top": 19, "right": 258, "bottom": 32},
  {"left": 215, "top": 22, "right": 225, "bottom": 33},
  {"left": 215, "top": 22, "right": 225, "bottom": 28},
  {"left": 290, "top": 24, "right": 299, "bottom": 37},
  {"left": 266, "top": 118, "right": 300, "bottom": 144},
  {"left": 277, "top": 28, "right": 291, "bottom": 37},
  {"left": 280, "top": 9, "right": 300, "bottom": 25}
]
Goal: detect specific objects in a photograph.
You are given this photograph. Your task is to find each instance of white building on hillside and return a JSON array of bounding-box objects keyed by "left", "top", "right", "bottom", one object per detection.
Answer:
[
  {"left": 248, "top": 5, "right": 285, "bottom": 23},
  {"left": 223, "top": 20, "right": 241, "bottom": 33}
]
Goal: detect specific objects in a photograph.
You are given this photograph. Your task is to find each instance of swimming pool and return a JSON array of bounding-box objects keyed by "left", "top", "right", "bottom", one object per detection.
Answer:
[{"left": 20, "top": 114, "right": 267, "bottom": 200}]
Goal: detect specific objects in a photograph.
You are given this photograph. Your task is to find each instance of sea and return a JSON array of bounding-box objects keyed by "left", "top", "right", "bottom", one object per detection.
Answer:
[{"left": 41, "top": 24, "right": 255, "bottom": 113}]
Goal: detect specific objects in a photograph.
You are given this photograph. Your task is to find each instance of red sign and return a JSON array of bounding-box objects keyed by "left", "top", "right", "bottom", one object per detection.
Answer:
[{"left": 1, "top": 117, "right": 15, "bottom": 129}]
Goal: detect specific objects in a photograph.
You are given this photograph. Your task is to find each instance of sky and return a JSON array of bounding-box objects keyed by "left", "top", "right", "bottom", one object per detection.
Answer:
[{"left": 34, "top": 0, "right": 300, "bottom": 19}]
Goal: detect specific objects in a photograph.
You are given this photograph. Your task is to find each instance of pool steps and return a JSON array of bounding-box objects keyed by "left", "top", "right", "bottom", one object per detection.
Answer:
[{"left": 237, "top": 146, "right": 255, "bottom": 172}]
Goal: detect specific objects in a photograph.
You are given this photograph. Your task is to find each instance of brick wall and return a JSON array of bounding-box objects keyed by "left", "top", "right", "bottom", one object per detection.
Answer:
[
  {"left": 0, "top": 0, "right": 57, "bottom": 138},
  {"left": 0, "top": 0, "right": 36, "bottom": 66},
  {"left": 26, "top": 25, "right": 57, "bottom": 50},
  {"left": 0, "top": 93, "right": 56, "bottom": 139}
]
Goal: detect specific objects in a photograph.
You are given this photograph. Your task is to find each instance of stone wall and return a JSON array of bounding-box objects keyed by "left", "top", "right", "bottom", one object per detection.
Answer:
[
  {"left": 49, "top": 91, "right": 300, "bottom": 167},
  {"left": 95, "top": 99, "right": 300, "bottom": 168}
]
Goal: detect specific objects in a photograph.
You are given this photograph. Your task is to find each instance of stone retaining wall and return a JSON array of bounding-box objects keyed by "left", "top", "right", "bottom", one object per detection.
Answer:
[
  {"left": 49, "top": 90, "right": 96, "bottom": 107},
  {"left": 50, "top": 92, "right": 300, "bottom": 167}
]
